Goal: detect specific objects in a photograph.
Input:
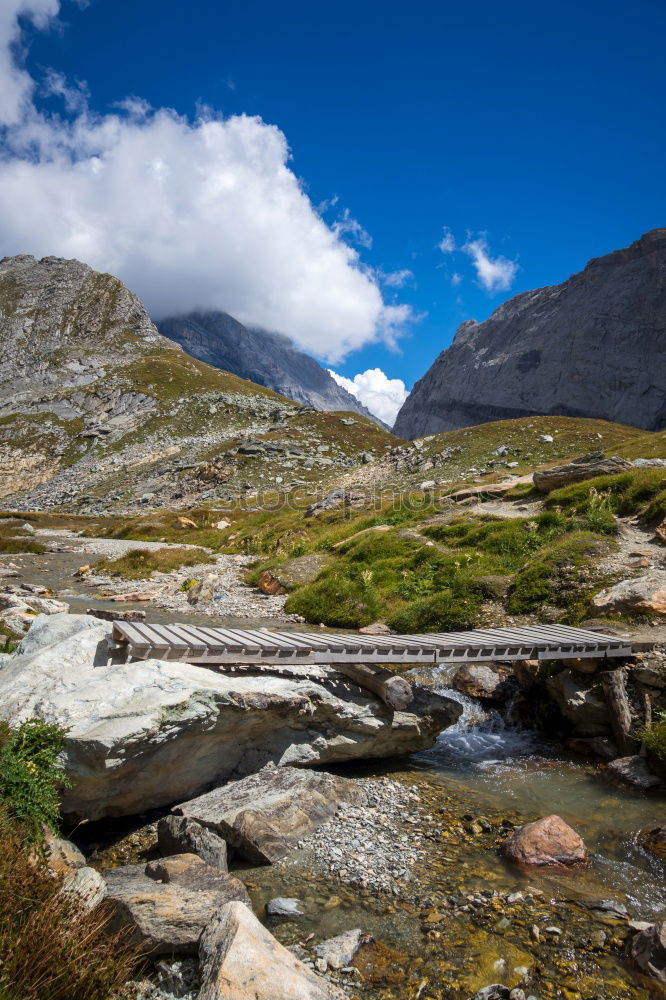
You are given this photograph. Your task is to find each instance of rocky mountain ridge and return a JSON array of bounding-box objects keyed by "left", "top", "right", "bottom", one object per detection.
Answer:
[
  {"left": 394, "top": 228, "right": 666, "bottom": 439},
  {"left": 158, "top": 311, "right": 383, "bottom": 425},
  {"left": 0, "top": 254, "right": 399, "bottom": 511}
]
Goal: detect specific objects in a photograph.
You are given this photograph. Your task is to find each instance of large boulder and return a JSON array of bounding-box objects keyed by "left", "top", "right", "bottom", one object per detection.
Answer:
[
  {"left": 591, "top": 571, "right": 666, "bottom": 617},
  {"left": 175, "top": 764, "right": 367, "bottom": 864},
  {"left": 533, "top": 453, "right": 631, "bottom": 492},
  {"left": 0, "top": 614, "right": 460, "bottom": 819},
  {"left": 605, "top": 755, "right": 663, "bottom": 791},
  {"left": 545, "top": 669, "right": 610, "bottom": 735},
  {"left": 500, "top": 814, "right": 588, "bottom": 868},
  {"left": 198, "top": 901, "right": 346, "bottom": 1000},
  {"left": 105, "top": 854, "right": 250, "bottom": 954},
  {"left": 452, "top": 664, "right": 511, "bottom": 701},
  {"left": 631, "top": 922, "right": 666, "bottom": 984}
]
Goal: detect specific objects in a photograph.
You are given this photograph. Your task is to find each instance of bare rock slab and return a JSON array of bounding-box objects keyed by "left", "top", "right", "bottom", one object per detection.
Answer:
[
  {"left": 157, "top": 814, "right": 228, "bottom": 871},
  {"left": 105, "top": 854, "right": 250, "bottom": 954},
  {"left": 175, "top": 764, "right": 367, "bottom": 864},
  {"left": 500, "top": 814, "right": 588, "bottom": 868},
  {"left": 198, "top": 901, "right": 345, "bottom": 1000}
]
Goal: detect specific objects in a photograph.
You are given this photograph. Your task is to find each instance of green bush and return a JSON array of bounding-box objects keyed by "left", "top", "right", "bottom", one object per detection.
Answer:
[
  {"left": 387, "top": 590, "right": 481, "bottom": 634},
  {"left": 285, "top": 574, "right": 379, "bottom": 628},
  {"left": 0, "top": 720, "right": 72, "bottom": 843},
  {"left": 640, "top": 715, "right": 666, "bottom": 762}
]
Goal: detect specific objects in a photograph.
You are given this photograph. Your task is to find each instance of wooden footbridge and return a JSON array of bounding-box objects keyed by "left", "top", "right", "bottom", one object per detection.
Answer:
[{"left": 112, "top": 621, "right": 632, "bottom": 711}]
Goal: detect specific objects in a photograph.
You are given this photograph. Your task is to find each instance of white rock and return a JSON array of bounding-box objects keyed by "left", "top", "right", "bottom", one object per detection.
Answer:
[
  {"left": 0, "top": 614, "right": 458, "bottom": 819},
  {"left": 198, "top": 901, "right": 345, "bottom": 999},
  {"left": 61, "top": 866, "right": 106, "bottom": 910}
]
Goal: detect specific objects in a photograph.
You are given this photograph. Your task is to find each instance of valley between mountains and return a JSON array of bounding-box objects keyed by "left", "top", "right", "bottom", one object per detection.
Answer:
[{"left": 1, "top": 236, "right": 666, "bottom": 1000}]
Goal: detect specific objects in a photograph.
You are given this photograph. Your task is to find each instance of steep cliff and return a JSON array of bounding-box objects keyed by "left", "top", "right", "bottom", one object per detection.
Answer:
[
  {"left": 394, "top": 229, "right": 666, "bottom": 438},
  {"left": 157, "top": 311, "right": 382, "bottom": 424}
]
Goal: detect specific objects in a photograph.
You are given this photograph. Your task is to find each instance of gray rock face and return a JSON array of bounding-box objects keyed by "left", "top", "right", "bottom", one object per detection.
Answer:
[
  {"left": 175, "top": 765, "right": 368, "bottom": 864},
  {"left": 0, "top": 254, "right": 168, "bottom": 402},
  {"left": 157, "top": 310, "right": 383, "bottom": 424},
  {"left": 394, "top": 229, "right": 666, "bottom": 438},
  {"left": 157, "top": 815, "right": 228, "bottom": 871},
  {"left": 0, "top": 614, "right": 459, "bottom": 819},
  {"left": 631, "top": 921, "right": 666, "bottom": 983}
]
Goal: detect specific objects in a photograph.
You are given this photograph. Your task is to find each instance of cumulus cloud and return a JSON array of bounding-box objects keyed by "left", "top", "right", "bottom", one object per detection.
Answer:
[
  {"left": 328, "top": 367, "right": 408, "bottom": 426},
  {"left": 0, "top": 2, "right": 411, "bottom": 364},
  {"left": 438, "top": 226, "right": 518, "bottom": 294}
]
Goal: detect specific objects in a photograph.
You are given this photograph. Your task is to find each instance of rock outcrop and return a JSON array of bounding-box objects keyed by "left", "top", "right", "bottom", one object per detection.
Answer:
[
  {"left": 0, "top": 614, "right": 460, "bottom": 819},
  {"left": 591, "top": 570, "right": 666, "bottom": 617},
  {"left": 158, "top": 310, "right": 383, "bottom": 424},
  {"left": 174, "top": 765, "right": 367, "bottom": 864},
  {"left": 394, "top": 229, "right": 666, "bottom": 438},
  {"left": 533, "top": 453, "right": 632, "bottom": 492}
]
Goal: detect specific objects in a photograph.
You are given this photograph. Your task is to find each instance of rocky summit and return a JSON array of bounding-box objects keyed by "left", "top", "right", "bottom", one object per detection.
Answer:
[
  {"left": 394, "top": 229, "right": 666, "bottom": 439},
  {"left": 158, "top": 310, "right": 383, "bottom": 424}
]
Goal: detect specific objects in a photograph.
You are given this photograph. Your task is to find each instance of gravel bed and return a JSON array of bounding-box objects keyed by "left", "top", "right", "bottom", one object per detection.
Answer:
[{"left": 281, "top": 778, "right": 427, "bottom": 896}]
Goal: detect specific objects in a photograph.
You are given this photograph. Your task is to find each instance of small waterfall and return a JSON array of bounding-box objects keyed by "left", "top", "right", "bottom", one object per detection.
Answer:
[{"left": 419, "top": 665, "right": 540, "bottom": 769}]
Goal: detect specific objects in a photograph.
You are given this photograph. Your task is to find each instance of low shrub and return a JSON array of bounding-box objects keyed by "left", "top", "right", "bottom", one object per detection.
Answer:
[
  {"left": 95, "top": 545, "right": 214, "bottom": 579},
  {"left": 284, "top": 573, "right": 379, "bottom": 627},
  {"left": 387, "top": 590, "right": 481, "bottom": 633},
  {"left": 640, "top": 714, "right": 666, "bottom": 762},
  {"left": 0, "top": 719, "right": 71, "bottom": 843},
  {"left": 546, "top": 468, "right": 666, "bottom": 525},
  {"left": 0, "top": 804, "right": 137, "bottom": 1000}
]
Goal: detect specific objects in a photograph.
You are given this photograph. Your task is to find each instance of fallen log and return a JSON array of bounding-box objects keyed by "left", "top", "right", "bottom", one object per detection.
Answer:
[
  {"left": 602, "top": 666, "right": 638, "bottom": 756},
  {"left": 332, "top": 662, "right": 413, "bottom": 711}
]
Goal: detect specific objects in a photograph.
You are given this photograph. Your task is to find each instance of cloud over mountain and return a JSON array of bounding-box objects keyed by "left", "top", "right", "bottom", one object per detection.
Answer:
[
  {"left": 328, "top": 367, "right": 408, "bottom": 425},
  {"left": 0, "top": 1, "right": 409, "bottom": 364}
]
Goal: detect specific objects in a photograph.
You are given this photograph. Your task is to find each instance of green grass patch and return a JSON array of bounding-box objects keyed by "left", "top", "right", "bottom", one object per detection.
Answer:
[
  {"left": 640, "top": 715, "right": 666, "bottom": 762},
  {"left": 507, "top": 531, "right": 614, "bottom": 619},
  {"left": 94, "top": 545, "right": 214, "bottom": 580},
  {"left": 0, "top": 720, "right": 71, "bottom": 844},
  {"left": 546, "top": 467, "right": 666, "bottom": 524},
  {"left": 0, "top": 523, "right": 46, "bottom": 554}
]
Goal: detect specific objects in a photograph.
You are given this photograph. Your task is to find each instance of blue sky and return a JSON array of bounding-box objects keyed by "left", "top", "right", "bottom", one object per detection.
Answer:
[{"left": 2, "top": 0, "right": 665, "bottom": 421}]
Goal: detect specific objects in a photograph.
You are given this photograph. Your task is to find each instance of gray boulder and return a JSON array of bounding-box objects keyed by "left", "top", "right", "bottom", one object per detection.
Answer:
[
  {"left": 61, "top": 866, "right": 107, "bottom": 910},
  {"left": 313, "top": 928, "right": 365, "bottom": 970},
  {"left": 175, "top": 764, "right": 367, "bottom": 864},
  {"left": 606, "top": 755, "right": 663, "bottom": 791},
  {"left": 545, "top": 669, "right": 610, "bottom": 734},
  {"left": 198, "top": 900, "right": 345, "bottom": 999},
  {"left": 393, "top": 229, "right": 666, "bottom": 438},
  {"left": 157, "top": 814, "right": 228, "bottom": 871},
  {"left": 0, "top": 614, "right": 460, "bottom": 819}
]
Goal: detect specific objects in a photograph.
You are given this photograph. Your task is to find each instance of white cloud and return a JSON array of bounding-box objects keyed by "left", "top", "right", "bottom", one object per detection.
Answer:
[
  {"left": 328, "top": 367, "right": 408, "bottom": 426},
  {"left": 378, "top": 268, "right": 413, "bottom": 288},
  {"left": 438, "top": 227, "right": 456, "bottom": 254},
  {"left": 438, "top": 225, "right": 518, "bottom": 294},
  {"left": 462, "top": 235, "right": 518, "bottom": 293},
  {"left": 0, "top": 2, "right": 411, "bottom": 364}
]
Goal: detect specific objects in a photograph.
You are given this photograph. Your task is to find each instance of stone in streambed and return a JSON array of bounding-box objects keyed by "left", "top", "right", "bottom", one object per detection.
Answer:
[
  {"left": 606, "top": 755, "right": 663, "bottom": 791},
  {"left": 175, "top": 764, "right": 367, "bottom": 864},
  {"left": 631, "top": 921, "right": 666, "bottom": 984},
  {"left": 266, "top": 897, "right": 304, "bottom": 917},
  {"left": 500, "top": 814, "right": 588, "bottom": 868},
  {"left": 313, "top": 928, "right": 365, "bottom": 970},
  {"left": 198, "top": 900, "right": 345, "bottom": 1000},
  {"left": 0, "top": 614, "right": 460, "bottom": 820},
  {"left": 157, "top": 814, "right": 228, "bottom": 871},
  {"left": 105, "top": 855, "right": 250, "bottom": 954},
  {"left": 639, "top": 826, "right": 666, "bottom": 859}
]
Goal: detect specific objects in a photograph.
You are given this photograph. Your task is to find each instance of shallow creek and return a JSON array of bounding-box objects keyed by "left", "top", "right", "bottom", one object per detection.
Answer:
[{"left": 6, "top": 544, "right": 666, "bottom": 998}]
